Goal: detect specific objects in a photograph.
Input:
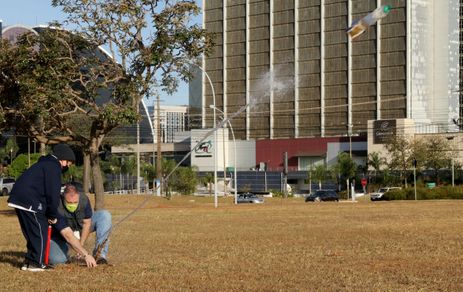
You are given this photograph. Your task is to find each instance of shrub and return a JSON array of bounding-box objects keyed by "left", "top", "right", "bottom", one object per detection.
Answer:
[
  {"left": 337, "top": 190, "right": 348, "bottom": 200},
  {"left": 384, "top": 186, "right": 463, "bottom": 200},
  {"left": 270, "top": 189, "right": 293, "bottom": 198}
]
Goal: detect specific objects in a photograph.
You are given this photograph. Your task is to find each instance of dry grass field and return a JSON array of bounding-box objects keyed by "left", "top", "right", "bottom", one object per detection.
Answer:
[{"left": 1, "top": 195, "right": 462, "bottom": 291}]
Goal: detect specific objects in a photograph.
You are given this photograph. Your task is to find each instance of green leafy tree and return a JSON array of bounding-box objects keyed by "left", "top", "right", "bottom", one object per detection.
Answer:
[
  {"left": 51, "top": 0, "right": 213, "bottom": 208},
  {"left": 384, "top": 135, "right": 412, "bottom": 187},
  {"left": 7, "top": 153, "right": 42, "bottom": 179},
  {"left": 170, "top": 166, "right": 198, "bottom": 195},
  {"left": 0, "top": 27, "right": 137, "bottom": 209},
  {"left": 336, "top": 152, "right": 357, "bottom": 193},
  {"left": 0, "top": 138, "right": 19, "bottom": 172},
  {"left": 201, "top": 172, "right": 214, "bottom": 196},
  {"left": 367, "top": 152, "right": 385, "bottom": 183},
  {"left": 422, "top": 136, "right": 453, "bottom": 183},
  {"left": 62, "top": 164, "right": 84, "bottom": 183},
  {"left": 309, "top": 164, "right": 329, "bottom": 190},
  {"left": 141, "top": 162, "right": 156, "bottom": 188}
]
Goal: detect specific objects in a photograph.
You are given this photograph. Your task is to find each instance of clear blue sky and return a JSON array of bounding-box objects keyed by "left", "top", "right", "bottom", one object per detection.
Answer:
[{"left": 1, "top": 0, "right": 202, "bottom": 107}]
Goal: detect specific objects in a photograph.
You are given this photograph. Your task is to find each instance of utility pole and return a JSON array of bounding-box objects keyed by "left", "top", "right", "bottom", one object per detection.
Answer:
[
  {"left": 156, "top": 95, "right": 163, "bottom": 195},
  {"left": 136, "top": 104, "right": 140, "bottom": 194}
]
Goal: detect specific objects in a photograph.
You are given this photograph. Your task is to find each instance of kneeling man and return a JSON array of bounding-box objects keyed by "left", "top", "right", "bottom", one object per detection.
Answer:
[{"left": 50, "top": 184, "right": 111, "bottom": 265}]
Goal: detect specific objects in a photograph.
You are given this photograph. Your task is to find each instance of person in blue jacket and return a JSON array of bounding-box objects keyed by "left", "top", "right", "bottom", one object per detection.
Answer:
[{"left": 7, "top": 144, "right": 94, "bottom": 271}]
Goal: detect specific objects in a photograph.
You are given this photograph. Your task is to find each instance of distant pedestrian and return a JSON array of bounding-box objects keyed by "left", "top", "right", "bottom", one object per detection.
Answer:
[{"left": 7, "top": 144, "right": 88, "bottom": 271}]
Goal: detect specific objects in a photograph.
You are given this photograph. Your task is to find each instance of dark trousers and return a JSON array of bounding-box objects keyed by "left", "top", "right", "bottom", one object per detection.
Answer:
[{"left": 15, "top": 209, "right": 48, "bottom": 265}]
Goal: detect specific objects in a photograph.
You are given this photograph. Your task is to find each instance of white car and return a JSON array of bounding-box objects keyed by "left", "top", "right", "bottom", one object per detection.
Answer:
[
  {"left": 0, "top": 177, "right": 15, "bottom": 196},
  {"left": 237, "top": 193, "right": 264, "bottom": 204},
  {"left": 370, "top": 187, "right": 401, "bottom": 201}
]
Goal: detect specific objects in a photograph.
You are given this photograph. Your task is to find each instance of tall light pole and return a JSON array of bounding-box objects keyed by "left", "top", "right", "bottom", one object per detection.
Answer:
[
  {"left": 141, "top": 99, "right": 156, "bottom": 194},
  {"left": 189, "top": 61, "right": 218, "bottom": 207},
  {"left": 347, "top": 123, "right": 353, "bottom": 199},
  {"left": 210, "top": 105, "right": 238, "bottom": 204},
  {"left": 447, "top": 136, "right": 455, "bottom": 187}
]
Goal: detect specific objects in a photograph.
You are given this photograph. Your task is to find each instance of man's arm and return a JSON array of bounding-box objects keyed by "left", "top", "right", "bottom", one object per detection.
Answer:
[
  {"left": 60, "top": 227, "right": 97, "bottom": 267},
  {"left": 44, "top": 163, "right": 62, "bottom": 220},
  {"left": 80, "top": 218, "right": 91, "bottom": 246}
]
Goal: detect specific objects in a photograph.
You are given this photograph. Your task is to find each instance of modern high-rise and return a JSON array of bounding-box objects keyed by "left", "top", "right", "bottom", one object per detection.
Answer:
[
  {"left": 147, "top": 104, "right": 189, "bottom": 143},
  {"left": 200, "top": 0, "right": 461, "bottom": 140}
]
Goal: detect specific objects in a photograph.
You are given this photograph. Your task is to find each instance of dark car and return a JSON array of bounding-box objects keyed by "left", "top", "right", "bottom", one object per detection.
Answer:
[
  {"left": 237, "top": 193, "right": 264, "bottom": 204},
  {"left": 305, "top": 190, "right": 339, "bottom": 202}
]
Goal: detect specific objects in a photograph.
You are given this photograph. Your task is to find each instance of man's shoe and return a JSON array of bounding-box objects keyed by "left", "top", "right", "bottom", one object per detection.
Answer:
[
  {"left": 20, "top": 259, "right": 29, "bottom": 271},
  {"left": 96, "top": 258, "right": 108, "bottom": 265},
  {"left": 22, "top": 262, "right": 54, "bottom": 272}
]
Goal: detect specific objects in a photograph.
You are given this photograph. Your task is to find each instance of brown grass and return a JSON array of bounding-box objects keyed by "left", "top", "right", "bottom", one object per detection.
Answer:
[{"left": 1, "top": 195, "right": 462, "bottom": 291}]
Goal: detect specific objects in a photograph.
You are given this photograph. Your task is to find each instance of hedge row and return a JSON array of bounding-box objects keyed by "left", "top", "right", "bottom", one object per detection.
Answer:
[{"left": 385, "top": 186, "right": 463, "bottom": 200}]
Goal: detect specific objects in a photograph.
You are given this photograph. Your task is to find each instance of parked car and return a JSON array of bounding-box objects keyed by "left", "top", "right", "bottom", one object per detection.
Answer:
[
  {"left": 0, "top": 177, "right": 15, "bottom": 196},
  {"left": 305, "top": 190, "right": 339, "bottom": 202},
  {"left": 237, "top": 193, "right": 264, "bottom": 204},
  {"left": 370, "top": 187, "right": 402, "bottom": 201}
]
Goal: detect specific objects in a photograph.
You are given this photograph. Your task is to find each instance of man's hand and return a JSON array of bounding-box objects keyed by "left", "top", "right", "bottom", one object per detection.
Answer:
[
  {"left": 83, "top": 254, "right": 97, "bottom": 267},
  {"left": 48, "top": 218, "right": 57, "bottom": 225}
]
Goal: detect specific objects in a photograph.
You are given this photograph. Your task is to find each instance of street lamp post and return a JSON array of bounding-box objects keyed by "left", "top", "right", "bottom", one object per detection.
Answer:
[
  {"left": 348, "top": 124, "right": 353, "bottom": 199},
  {"left": 210, "top": 105, "right": 238, "bottom": 204},
  {"left": 446, "top": 136, "right": 455, "bottom": 187},
  {"left": 189, "top": 62, "right": 218, "bottom": 207}
]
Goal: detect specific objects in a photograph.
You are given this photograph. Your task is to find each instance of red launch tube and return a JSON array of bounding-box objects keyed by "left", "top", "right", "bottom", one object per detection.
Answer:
[{"left": 44, "top": 225, "right": 52, "bottom": 265}]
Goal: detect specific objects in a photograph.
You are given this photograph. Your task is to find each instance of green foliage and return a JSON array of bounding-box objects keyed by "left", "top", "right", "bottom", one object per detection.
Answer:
[
  {"left": 367, "top": 151, "right": 385, "bottom": 182},
  {"left": 336, "top": 152, "right": 356, "bottom": 180},
  {"left": 422, "top": 136, "right": 453, "bottom": 181},
  {"left": 383, "top": 186, "right": 463, "bottom": 200},
  {"left": 200, "top": 172, "right": 214, "bottom": 196},
  {"left": 141, "top": 162, "right": 156, "bottom": 182},
  {"left": 169, "top": 166, "right": 198, "bottom": 195},
  {"left": 308, "top": 164, "right": 329, "bottom": 188},
  {"left": 2, "top": 0, "right": 214, "bottom": 209},
  {"left": 121, "top": 156, "right": 137, "bottom": 176},
  {"left": 0, "top": 138, "right": 20, "bottom": 163},
  {"left": 337, "top": 190, "right": 348, "bottom": 200},
  {"left": 384, "top": 136, "right": 454, "bottom": 186},
  {"left": 270, "top": 189, "right": 293, "bottom": 198},
  {"left": 7, "top": 153, "right": 42, "bottom": 179},
  {"left": 384, "top": 135, "right": 412, "bottom": 186},
  {"left": 62, "top": 164, "right": 84, "bottom": 183}
]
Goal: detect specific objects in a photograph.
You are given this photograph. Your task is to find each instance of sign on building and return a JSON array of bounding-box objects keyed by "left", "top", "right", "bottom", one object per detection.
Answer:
[{"left": 373, "top": 120, "right": 396, "bottom": 144}]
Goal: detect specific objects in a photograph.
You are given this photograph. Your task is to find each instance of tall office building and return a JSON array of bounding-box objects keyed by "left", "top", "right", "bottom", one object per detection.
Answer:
[
  {"left": 201, "top": 0, "right": 461, "bottom": 140},
  {"left": 147, "top": 105, "right": 189, "bottom": 143}
]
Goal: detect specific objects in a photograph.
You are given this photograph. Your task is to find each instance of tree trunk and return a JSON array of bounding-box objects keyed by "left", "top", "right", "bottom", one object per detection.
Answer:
[
  {"left": 83, "top": 153, "right": 91, "bottom": 194},
  {"left": 346, "top": 178, "right": 350, "bottom": 199},
  {"left": 40, "top": 142, "right": 46, "bottom": 156},
  {"left": 90, "top": 139, "right": 105, "bottom": 210}
]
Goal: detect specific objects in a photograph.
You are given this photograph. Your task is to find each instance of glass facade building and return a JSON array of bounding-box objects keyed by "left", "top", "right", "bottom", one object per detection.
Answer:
[{"left": 201, "top": 0, "right": 461, "bottom": 140}]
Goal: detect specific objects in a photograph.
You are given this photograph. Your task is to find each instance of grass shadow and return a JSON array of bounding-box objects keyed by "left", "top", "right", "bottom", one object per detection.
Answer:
[
  {"left": 0, "top": 250, "right": 24, "bottom": 267},
  {"left": 0, "top": 209, "right": 16, "bottom": 217}
]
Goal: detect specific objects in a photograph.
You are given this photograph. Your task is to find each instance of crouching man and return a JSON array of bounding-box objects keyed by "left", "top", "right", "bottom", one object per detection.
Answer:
[{"left": 50, "top": 184, "right": 112, "bottom": 265}]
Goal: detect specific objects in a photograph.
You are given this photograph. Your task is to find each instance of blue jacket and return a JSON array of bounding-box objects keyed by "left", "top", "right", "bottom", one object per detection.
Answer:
[{"left": 8, "top": 155, "right": 62, "bottom": 219}]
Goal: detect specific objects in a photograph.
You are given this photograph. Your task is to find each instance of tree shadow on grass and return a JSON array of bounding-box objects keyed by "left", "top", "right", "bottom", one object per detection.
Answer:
[
  {"left": 0, "top": 251, "right": 24, "bottom": 267},
  {"left": 0, "top": 209, "right": 16, "bottom": 217}
]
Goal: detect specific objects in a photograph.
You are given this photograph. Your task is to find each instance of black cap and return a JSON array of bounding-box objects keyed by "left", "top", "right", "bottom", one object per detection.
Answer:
[{"left": 53, "top": 144, "right": 76, "bottom": 162}]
